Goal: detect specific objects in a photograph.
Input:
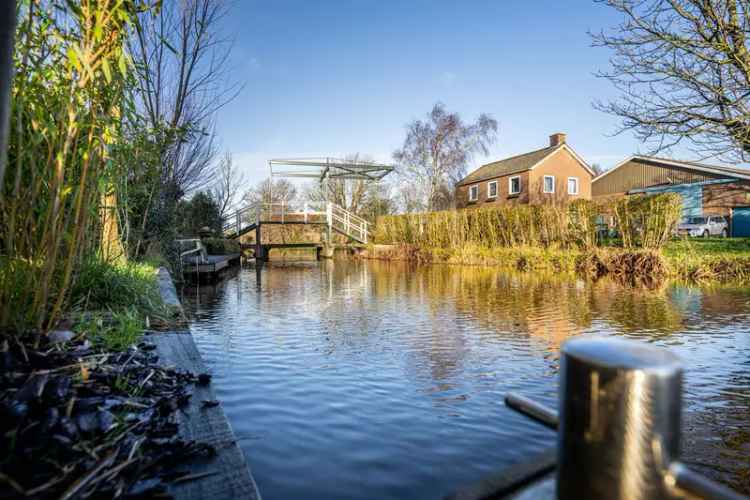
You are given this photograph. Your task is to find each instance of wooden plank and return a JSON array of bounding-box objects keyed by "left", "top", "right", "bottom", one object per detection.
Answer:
[
  {"left": 444, "top": 448, "right": 556, "bottom": 500},
  {"left": 150, "top": 332, "right": 261, "bottom": 500}
]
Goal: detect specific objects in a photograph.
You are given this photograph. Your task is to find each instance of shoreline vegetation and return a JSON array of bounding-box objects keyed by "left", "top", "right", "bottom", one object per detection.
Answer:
[{"left": 364, "top": 195, "right": 750, "bottom": 286}]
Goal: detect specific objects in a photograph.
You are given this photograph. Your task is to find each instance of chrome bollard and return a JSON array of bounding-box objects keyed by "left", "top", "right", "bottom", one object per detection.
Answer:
[
  {"left": 504, "top": 337, "right": 745, "bottom": 500},
  {"left": 557, "top": 337, "right": 682, "bottom": 499}
]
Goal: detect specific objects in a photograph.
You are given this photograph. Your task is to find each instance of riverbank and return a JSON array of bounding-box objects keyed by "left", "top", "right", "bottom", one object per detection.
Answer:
[
  {"left": 0, "top": 262, "right": 258, "bottom": 499},
  {"left": 357, "top": 238, "right": 750, "bottom": 285}
]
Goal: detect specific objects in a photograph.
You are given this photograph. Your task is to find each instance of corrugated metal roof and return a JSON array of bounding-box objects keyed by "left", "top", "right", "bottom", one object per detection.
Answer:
[
  {"left": 592, "top": 155, "right": 750, "bottom": 197},
  {"left": 457, "top": 145, "right": 561, "bottom": 186}
]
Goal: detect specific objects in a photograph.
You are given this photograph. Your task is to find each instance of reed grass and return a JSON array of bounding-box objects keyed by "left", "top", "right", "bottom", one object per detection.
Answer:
[
  {"left": 612, "top": 193, "right": 682, "bottom": 249},
  {"left": 0, "top": 1, "right": 140, "bottom": 333},
  {"left": 374, "top": 200, "right": 599, "bottom": 250}
]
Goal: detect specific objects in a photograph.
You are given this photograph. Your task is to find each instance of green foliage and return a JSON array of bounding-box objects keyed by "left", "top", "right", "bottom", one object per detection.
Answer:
[
  {"left": 0, "top": 0, "right": 151, "bottom": 333},
  {"left": 74, "top": 309, "right": 143, "bottom": 352},
  {"left": 70, "top": 257, "right": 164, "bottom": 316},
  {"left": 201, "top": 238, "right": 240, "bottom": 255},
  {"left": 612, "top": 193, "right": 682, "bottom": 249},
  {"left": 175, "top": 191, "right": 223, "bottom": 237},
  {"left": 663, "top": 237, "right": 750, "bottom": 283}
]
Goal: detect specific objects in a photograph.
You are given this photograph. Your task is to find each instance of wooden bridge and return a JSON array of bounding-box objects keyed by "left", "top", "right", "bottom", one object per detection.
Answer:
[{"left": 222, "top": 202, "right": 369, "bottom": 261}]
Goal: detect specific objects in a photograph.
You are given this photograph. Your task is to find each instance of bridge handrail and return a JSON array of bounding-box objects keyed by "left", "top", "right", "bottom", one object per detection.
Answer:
[{"left": 221, "top": 201, "right": 369, "bottom": 243}]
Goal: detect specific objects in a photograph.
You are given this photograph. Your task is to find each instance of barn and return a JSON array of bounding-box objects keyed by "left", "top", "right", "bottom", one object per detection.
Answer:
[{"left": 592, "top": 156, "right": 750, "bottom": 237}]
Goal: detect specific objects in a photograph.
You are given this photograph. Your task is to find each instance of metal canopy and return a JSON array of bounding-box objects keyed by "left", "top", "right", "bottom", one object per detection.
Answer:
[{"left": 269, "top": 157, "right": 394, "bottom": 182}]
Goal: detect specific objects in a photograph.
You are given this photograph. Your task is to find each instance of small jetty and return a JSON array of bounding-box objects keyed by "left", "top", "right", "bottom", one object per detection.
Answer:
[
  {"left": 182, "top": 253, "right": 241, "bottom": 274},
  {"left": 153, "top": 268, "right": 261, "bottom": 499}
]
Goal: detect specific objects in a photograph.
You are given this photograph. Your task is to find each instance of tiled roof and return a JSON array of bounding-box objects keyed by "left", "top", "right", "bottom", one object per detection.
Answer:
[{"left": 457, "top": 145, "right": 561, "bottom": 186}]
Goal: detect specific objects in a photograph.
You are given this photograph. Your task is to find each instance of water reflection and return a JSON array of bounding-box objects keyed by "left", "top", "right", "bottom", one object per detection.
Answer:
[{"left": 181, "top": 260, "right": 750, "bottom": 499}]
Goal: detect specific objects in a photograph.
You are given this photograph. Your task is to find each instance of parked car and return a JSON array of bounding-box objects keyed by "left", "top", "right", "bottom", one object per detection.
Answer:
[{"left": 677, "top": 215, "right": 729, "bottom": 238}]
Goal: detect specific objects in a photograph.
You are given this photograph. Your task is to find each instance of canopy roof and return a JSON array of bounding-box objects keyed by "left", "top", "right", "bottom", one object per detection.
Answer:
[{"left": 269, "top": 157, "right": 394, "bottom": 182}]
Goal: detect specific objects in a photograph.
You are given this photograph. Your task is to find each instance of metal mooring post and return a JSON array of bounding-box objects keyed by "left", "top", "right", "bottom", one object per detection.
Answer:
[
  {"left": 558, "top": 338, "right": 682, "bottom": 499},
  {"left": 503, "top": 337, "right": 744, "bottom": 500}
]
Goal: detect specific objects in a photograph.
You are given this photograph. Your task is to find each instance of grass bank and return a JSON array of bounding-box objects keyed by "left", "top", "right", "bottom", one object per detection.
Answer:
[
  {"left": 663, "top": 238, "right": 750, "bottom": 283},
  {"left": 66, "top": 258, "right": 173, "bottom": 350},
  {"left": 362, "top": 239, "right": 750, "bottom": 286}
]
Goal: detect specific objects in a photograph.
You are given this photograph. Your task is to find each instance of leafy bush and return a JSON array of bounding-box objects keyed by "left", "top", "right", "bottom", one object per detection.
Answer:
[
  {"left": 201, "top": 238, "right": 241, "bottom": 255},
  {"left": 175, "top": 191, "right": 223, "bottom": 237}
]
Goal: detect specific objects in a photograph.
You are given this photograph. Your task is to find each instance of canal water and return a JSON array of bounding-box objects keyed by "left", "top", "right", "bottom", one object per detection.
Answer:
[{"left": 180, "top": 260, "right": 750, "bottom": 500}]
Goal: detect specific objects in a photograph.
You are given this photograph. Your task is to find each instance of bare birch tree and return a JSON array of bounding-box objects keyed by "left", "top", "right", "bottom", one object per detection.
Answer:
[
  {"left": 393, "top": 103, "right": 498, "bottom": 211},
  {"left": 243, "top": 178, "right": 298, "bottom": 207},
  {"left": 212, "top": 152, "right": 245, "bottom": 218},
  {"left": 594, "top": 0, "right": 750, "bottom": 161},
  {"left": 303, "top": 154, "right": 373, "bottom": 212}
]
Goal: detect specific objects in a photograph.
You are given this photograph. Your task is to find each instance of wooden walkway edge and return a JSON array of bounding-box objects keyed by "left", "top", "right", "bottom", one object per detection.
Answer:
[{"left": 152, "top": 268, "right": 261, "bottom": 500}]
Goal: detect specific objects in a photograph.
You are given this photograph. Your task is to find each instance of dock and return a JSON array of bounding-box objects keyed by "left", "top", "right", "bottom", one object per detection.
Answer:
[
  {"left": 182, "top": 253, "right": 241, "bottom": 274},
  {"left": 153, "top": 269, "right": 261, "bottom": 500}
]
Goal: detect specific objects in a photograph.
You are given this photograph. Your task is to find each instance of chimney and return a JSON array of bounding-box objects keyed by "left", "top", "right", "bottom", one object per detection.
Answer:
[{"left": 550, "top": 132, "right": 567, "bottom": 147}]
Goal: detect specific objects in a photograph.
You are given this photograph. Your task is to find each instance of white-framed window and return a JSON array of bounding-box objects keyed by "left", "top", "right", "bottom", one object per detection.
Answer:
[
  {"left": 567, "top": 177, "right": 579, "bottom": 195},
  {"left": 509, "top": 176, "right": 521, "bottom": 195},
  {"left": 543, "top": 175, "right": 555, "bottom": 193},
  {"left": 487, "top": 180, "right": 498, "bottom": 198},
  {"left": 468, "top": 184, "right": 479, "bottom": 202}
]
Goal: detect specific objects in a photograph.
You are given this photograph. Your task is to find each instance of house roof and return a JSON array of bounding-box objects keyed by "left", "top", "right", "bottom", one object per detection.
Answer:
[
  {"left": 457, "top": 144, "right": 594, "bottom": 186},
  {"left": 593, "top": 155, "right": 750, "bottom": 183}
]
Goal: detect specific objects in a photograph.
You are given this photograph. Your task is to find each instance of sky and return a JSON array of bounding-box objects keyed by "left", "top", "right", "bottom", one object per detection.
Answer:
[{"left": 213, "top": 1, "right": 690, "bottom": 184}]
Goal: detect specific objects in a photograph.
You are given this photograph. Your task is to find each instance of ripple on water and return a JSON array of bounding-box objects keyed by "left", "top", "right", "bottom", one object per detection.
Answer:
[{"left": 182, "top": 261, "right": 750, "bottom": 499}]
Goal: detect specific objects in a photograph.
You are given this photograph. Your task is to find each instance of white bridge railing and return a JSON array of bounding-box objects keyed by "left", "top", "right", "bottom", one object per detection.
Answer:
[{"left": 222, "top": 202, "right": 368, "bottom": 243}]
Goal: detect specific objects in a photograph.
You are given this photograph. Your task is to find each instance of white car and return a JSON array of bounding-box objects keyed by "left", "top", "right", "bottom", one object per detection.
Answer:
[{"left": 677, "top": 215, "right": 729, "bottom": 238}]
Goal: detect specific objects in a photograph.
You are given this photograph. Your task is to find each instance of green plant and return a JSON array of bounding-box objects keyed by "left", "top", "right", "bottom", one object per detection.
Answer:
[
  {"left": 201, "top": 237, "right": 240, "bottom": 255},
  {"left": 70, "top": 257, "right": 164, "bottom": 316},
  {"left": 0, "top": 1, "right": 150, "bottom": 333},
  {"left": 74, "top": 309, "right": 143, "bottom": 352}
]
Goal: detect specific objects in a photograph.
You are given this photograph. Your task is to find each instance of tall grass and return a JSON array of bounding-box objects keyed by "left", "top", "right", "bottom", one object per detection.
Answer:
[
  {"left": 375, "top": 194, "right": 682, "bottom": 253},
  {"left": 374, "top": 200, "right": 598, "bottom": 249},
  {"left": 0, "top": 1, "right": 142, "bottom": 333},
  {"left": 612, "top": 193, "right": 682, "bottom": 249}
]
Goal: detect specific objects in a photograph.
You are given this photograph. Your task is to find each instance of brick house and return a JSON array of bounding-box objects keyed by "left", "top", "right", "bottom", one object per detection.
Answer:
[
  {"left": 455, "top": 133, "right": 595, "bottom": 209},
  {"left": 592, "top": 156, "right": 750, "bottom": 236}
]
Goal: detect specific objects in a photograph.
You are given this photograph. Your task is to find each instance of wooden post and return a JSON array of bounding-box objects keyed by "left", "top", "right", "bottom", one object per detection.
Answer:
[
  {"left": 255, "top": 220, "right": 263, "bottom": 263},
  {"left": 0, "top": 0, "right": 16, "bottom": 186}
]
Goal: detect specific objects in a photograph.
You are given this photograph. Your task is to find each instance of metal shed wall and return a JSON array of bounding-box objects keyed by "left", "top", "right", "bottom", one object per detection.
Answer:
[{"left": 592, "top": 159, "right": 725, "bottom": 197}]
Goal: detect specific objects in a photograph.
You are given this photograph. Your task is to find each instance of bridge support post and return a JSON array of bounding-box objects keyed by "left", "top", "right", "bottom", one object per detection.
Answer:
[{"left": 254, "top": 222, "right": 265, "bottom": 263}]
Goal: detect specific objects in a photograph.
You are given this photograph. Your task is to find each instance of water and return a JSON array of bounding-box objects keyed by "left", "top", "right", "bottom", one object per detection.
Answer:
[{"left": 181, "top": 260, "right": 750, "bottom": 499}]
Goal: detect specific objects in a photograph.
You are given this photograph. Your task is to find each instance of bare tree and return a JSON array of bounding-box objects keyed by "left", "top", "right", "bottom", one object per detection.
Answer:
[
  {"left": 130, "top": 0, "right": 240, "bottom": 195},
  {"left": 591, "top": 162, "right": 606, "bottom": 176},
  {"left": 393, "top": 102, "right": 498, "bottom": 211},
  {"left": 243, "top": 178, "right": 298, "bottom": 207},
  {"left": 594, "top": 0, "right": 750, "bottom": 161},
  {"left": 212, "top": 152, "right": 244, "bottom": 218},
  {"left": 304, "top": 154, "right": 373, "bottom": 212}
]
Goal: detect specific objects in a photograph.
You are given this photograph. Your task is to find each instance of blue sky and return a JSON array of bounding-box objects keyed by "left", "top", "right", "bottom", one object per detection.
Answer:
[{"left": 215, "top": 1, "right": 686, "bottom": 182}]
